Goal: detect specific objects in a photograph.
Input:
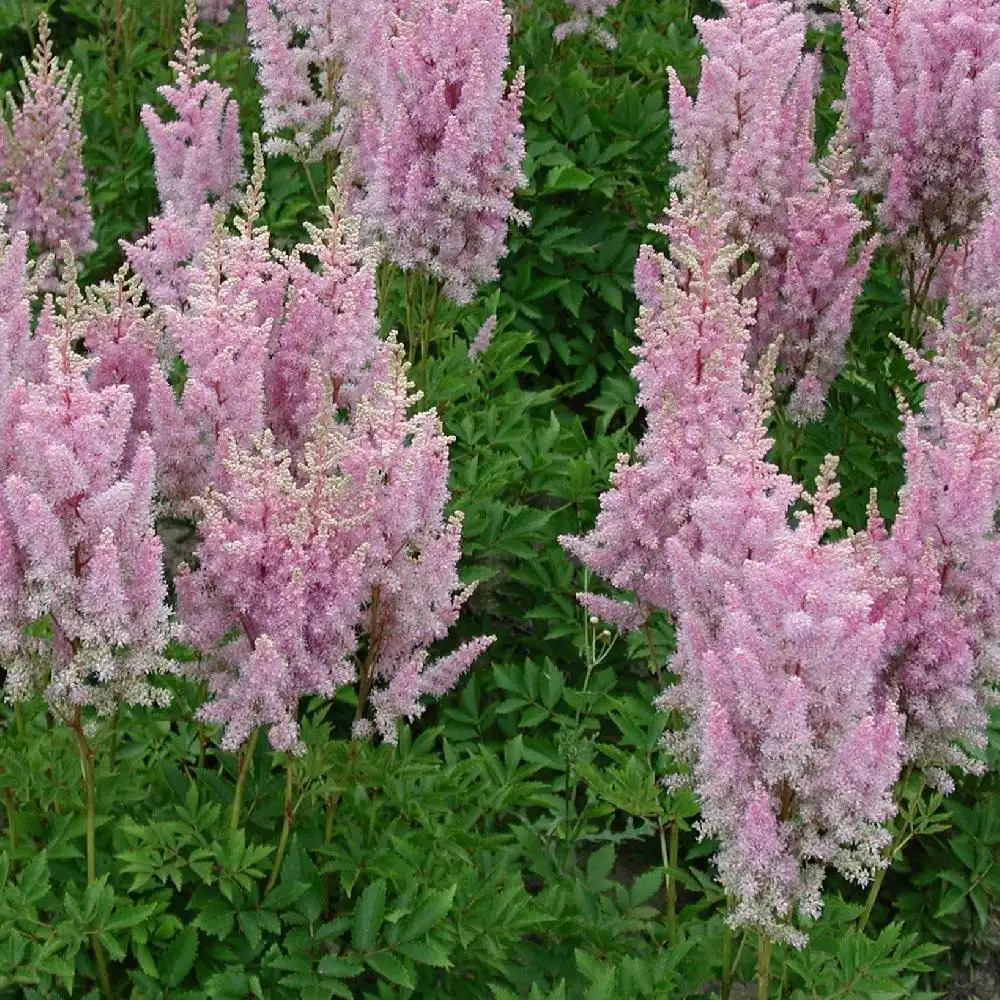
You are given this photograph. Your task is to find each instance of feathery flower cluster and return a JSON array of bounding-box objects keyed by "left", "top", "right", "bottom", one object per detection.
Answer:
[
  {"left": 561, "top": 196, "right": 756, "bottom": 626},
  {"left": 0, "top": 15, "right": 94, "bottom": 256},
  {"left": 553, "top": 0, "right": 620, "bottom": 49},
  {"left": 145, "top": 153, "right": 385, "bottom": 511},
  {"left": 669, "top": 0, "right": 871, "bottom": 420},
  {"left": 125, "top": 2, "right": 243, "bottom": 310},
  {"left": 356, "top": 0, "right": 527, "bottom": 303},
  {"left": 866, "top": 300, "right": 1000, "bottom": 789},
  {"left": 662, "top": 407, "right": 902, "bottom": 944},
  {"left": 246, "top": 0, "right": 378, "bottom": 163},
  {"left": 0, "top": 235, "right": 170, "bottom": 714},
  {"left": 566, "top": 198, "right": 903, "bottom": 940},
  {"left": 177, "top": 338, "right": 493, "bottom": 752},
  {"left": 141, "top": 1, "right": 244, "bottom": 215},
  {"left": 841, "top": 0, "right": 1000, "bottom": 298}
]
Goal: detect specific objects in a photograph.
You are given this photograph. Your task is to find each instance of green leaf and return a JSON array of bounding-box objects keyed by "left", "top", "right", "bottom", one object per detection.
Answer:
[
  {"left": 400, "top": 885, "right": 457, "bottom": 941},
  {"left": 366, "top": 951, "right": 415, "bottom": 989},
  {"left": 161, "top": 926, "right": 198, "bottom": 987},
  {"left": 545, "top": 164, "right": 595, "bottom": 192},
  {"left": 352, "top": 879, "right": 387, "bottom": 952}
]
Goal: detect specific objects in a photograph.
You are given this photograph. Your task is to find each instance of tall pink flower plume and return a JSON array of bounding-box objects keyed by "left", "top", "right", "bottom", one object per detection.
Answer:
[
  {"left": 669, "top": 0, "right": 872, "bottom": 420},
  {"left": 567, "top": 198, "right": 904, "bottom": 942},
  {"left": 246, "top": 0, "right": 379, "bottom": 163},
  {"left": 0, "top": 246, "right": 171, "bottom": 714},
  {"left": 0, "top": 14, "right": 94, "bottom": 256},
  {"left": 177, "top": 338, "right": 493, "bottom": 752},
  {"left": 841, "top": 0, "right": 1000, "bottom": 302},
  {"left": 141, "top": 0, "right": 244, "bottom": 216},
  {"left": 866, "top": 297, "right": 1000, "bottom": 790},
  {"left": 561, "top": 195, "right": 756, "bottom": 625},
  {"left": 356, "top": 0, "right": 527, "bottom": 302}
]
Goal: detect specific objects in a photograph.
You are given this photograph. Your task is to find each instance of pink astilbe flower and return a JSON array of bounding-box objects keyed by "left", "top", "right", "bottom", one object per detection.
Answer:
[
  {"left": 467, "top": 313, "right": 496, "bottom": 360},
  {"left": 0, "top": 14, "right": 94, "bottom": 256},
  {"left": 0, "top": 278, "right": 171, "bottom": 713},
  {"left": 663, "top": 423, "right": 902, "bottom": 943},
  {"left": 841, "top": 0, "right": 1000, "bottom": 300},
  {"left": 561, "top": 195, "right": 756, "bottom": 624},
  {"left": 177, "top": 337, "right": 493, "bottom": 752},
  {"left": 553, "top": 0, "right": 620, "bottom": 49},
  {"left": 141, "top": 0, "right": 244, "bottom": 215},
  {"left": 356, "top": 0, "right": 527, "bottom": 303},
  {"left": 866, "top": 298, "right": 1000, "bottom": 789},
  {"left": 669, "top": 1, "right": 872, "bottom": 419},
  {"left": 246, "top": 0, "right": 379, "bottom": 163},
  {"left": 568, "top": 199, "right": 903, "bottom": 942},
  {"left": 149, "top": 223, "right": 271, "bottom": 512},
  {"left": 265, "top": 201, "right": 382, "bottom": 452},
  {"left": 79, "top": 269, "right": 163, "bottom": 460}
]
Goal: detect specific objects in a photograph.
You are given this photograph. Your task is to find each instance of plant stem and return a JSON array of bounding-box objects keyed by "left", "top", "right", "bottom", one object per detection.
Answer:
[
  {"left": 109, "top": 707, "right": 120, "bottom": 771},
  {"left": 71, "top": 713, "right": 114, "bottom": 1000},
  {"left": 230, "top": 727, "right": 259, "bottom": 832},
  {"left": 757, "top": 933, "right": 772, "bottom": 1000},
  {"left": 658, "top": 819, "right": 678, "bottom": 944},
  {"left": 264, "top": 755, "right": 295, "bottom": 895},
  {"left": 3, "top": 786, "right": 16, "bottom": 856},
  {"left": 721, "top": 921, "right": 732, "bottom": 1000}
]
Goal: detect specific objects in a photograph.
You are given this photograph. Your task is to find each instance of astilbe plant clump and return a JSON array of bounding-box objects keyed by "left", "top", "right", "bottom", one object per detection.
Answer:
[
  {"left": 356, "top": 0, "right": 528, "bottom": 303},
  {"left": 567, "top": 196, "right": 904, "bottom": 945},
  {"left": 669, "top": 0, "right": 872, "bottom": 420},
  {"left": 0, "top": 245, "right": 171, "bottom": 716},
  {"left": 177, "top": 338, "right": 494, "bottom": 753},
  {"left": 0, "top": 14, "right": 94, "bottom": 257},
  {"left": 841, "top": 0, "right": 1000, "bottom": 312}
]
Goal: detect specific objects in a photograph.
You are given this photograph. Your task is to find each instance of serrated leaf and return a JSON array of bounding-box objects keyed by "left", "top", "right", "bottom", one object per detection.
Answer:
[
  {"left": 352, "top": 879, "right": 386, "bottom": 952},
  {"left": 366, "top": 950, "right": 414, "bottom": 989},
  {"left": 161, "top": 926, "right": 198, "bottom": 987}
]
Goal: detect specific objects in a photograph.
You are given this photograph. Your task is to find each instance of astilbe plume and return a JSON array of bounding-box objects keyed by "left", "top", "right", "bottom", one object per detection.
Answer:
[
  {"left": 841, "top": 0, "right": 1000, "bottom": 303},
  {"left": 566, "top": 198, "right": 904, "bottom": 942},
  {"left": 246, "top": 0, "right": 379, "bottom": 163},
  {"left": 176, "top": 338, "right": 493, "bottom": 752},
  {"left": 663, "top": 407, "right": 902, "bottom": 944},
  {"left": 148, "top": 222, "right": 271, "bottom": 512},
  {"left": 0, "top": 14, "right": 94, "bottom": 256},
  {"left": 553, "top": 0, "right": 621, "bottom": 48},
  {"left": 125, "top": 2, "right": 243, "bottom": 310},
  {"left": 141, "top": 0, "right": 244, "bottom": 215},
  {"left": 669, "top": 0, "right": 872, "bottom": 420},
  {"left": 561, "top": 195, "right": 756, "bottom": 627},
  {"left": 865, "top": 294, "right": 1000, "bottom": 789},
  {"left": 0, "top": 255, "right": 171, "bottom": 715},
  {"left": 356, "top": 0, "right": 527, "bottom": 303}
]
